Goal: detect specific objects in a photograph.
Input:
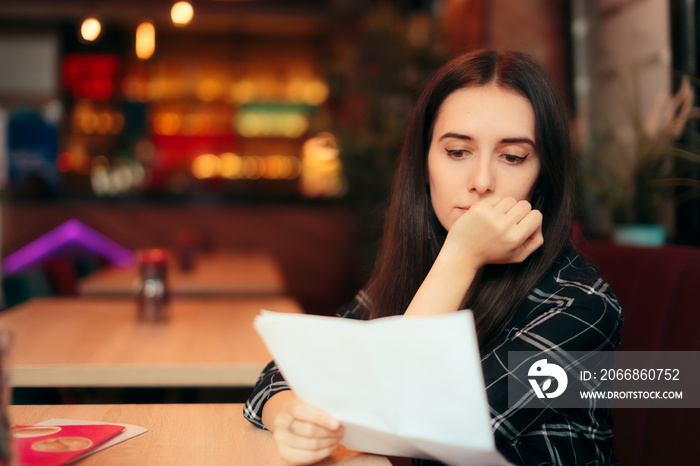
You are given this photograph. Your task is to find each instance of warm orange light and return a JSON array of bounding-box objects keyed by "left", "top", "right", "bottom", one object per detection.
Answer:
[
  {"left": 302, "top": 80, "right": 330, "bottom": 105},
  {"left": 153, "top": 113, "right": 181, "bottom": 135},
  {"left": 220, "top": 153, "right": 242, "bottom": 179},
  {"left": 242, "top": 156, "right": 263, "bottom": 179},
  {"left": 97, "top": 112, "right": 113, "bottom": 134},
  {"left": 192, "top": 154, "right": 220, "bottom": 179},
  {"left": 80, "top": 17, "right": 102, "bottom": 42},
  {"left": 196, "top": 78, "right": 223, "bottom": 102},
  {"left": 301, "top": 132, "right": 345, "bottom": 197},
  {"left": 136, "top": 22, "right": 156, "bottom": 60},
  {"left": 80, "top": 112, "right": 99, "bottom": 134},
  {"left": 171, "top": 2, "right": 194, "bottom": 26},
  {"left": 229, "top": 79, "right": 256, "bottom": 104}
]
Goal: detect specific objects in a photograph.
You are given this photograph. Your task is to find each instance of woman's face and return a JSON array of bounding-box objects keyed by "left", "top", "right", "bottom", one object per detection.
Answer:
[{"left": 427, "top": 85, "right": 541, "bottom": 231}]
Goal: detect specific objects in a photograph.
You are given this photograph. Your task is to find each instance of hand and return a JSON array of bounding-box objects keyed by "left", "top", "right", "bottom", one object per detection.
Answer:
[
  {"left": 404, "top": 197, "right": 543, "bottom": 317},
  {"left": 271, "top": 393, "right": 345, "bottom": 465},
  {"left": 443, "top": 196, "right": 543, "bottom": 269}
]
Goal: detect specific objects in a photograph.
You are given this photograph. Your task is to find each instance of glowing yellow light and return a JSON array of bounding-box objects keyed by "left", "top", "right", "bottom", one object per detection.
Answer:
[
  {"left": 301, "top": 133, "right": 345, "bottom": 197},
  {"left": 171, "top": 1, "right": 194, "bottom": 26},
  {"left": 192, "top": 154, "right": 220, "bottom": 179},
  {"left": 81, "top": 17, "right": 101, "bottom": 42},
  {"left": 286, "top": 114, "right": 309, "bottom": 138},
  {"left": 302, "top": 80, "right": 329, "bottom": 105},
  {"left": 303, "top": 132, "right": 339, "bottom": 161},
  {"left": 136, "top": 22, "right": 156, "bottom": 60},
  {"left": 220, "top": 152, "right": 242, "bottom": 178},
  {"left": 229, "top": 80, "right": 257, "bottom": 104},
  {"left": 237, "top": 113, "right": 261, "bottom": 138}
]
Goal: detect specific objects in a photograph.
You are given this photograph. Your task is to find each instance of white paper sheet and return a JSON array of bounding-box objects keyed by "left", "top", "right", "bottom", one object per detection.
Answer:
[{"left": 254, "top": 310, "right": 510, "bottom": 466}]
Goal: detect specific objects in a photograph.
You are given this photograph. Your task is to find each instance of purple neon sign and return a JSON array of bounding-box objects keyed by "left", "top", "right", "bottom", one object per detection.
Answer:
[{"left": 3, "top": 219, "right": 135, "bottom": 274}]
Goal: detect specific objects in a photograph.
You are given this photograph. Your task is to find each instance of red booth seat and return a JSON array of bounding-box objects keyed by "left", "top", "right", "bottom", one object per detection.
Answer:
[{"left": 574, "top": 240, "right": 700, "bottom": 466}]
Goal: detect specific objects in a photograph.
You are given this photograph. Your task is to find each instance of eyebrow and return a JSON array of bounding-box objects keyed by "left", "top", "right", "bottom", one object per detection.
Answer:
[{"left": 438, "top": 132, "right": 535, "bottom": 147}]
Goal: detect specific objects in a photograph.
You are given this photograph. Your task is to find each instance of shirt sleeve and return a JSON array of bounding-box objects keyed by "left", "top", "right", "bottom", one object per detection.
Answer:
[
  {"left": 242, "top": 291, "right": 370, "bottom": 430},
  {"left": 482, "top": 251, "right": 623, "bottom": 464}
]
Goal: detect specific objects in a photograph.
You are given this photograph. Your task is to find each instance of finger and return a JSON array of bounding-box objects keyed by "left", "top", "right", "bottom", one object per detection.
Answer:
[
  {"left": 277, "top": 444, "right": 339, "bottom": 466},
  {"left": 277, "top": 428, "right": 344, "bottom": 451},
  {"left": 471, "top": 196, "right": 501, "bottom": 211},
  {"left": 513, "top": 209, "right": 542, "bottom": 236},
  {"left": 505, "top": 199, "right": 532, "bottom": 221},
  {"left": 511, "top": 218, "right": 544, "bottom": 262},
  {"left": 505, "top": 209, "right": 541, "bottom": 250},
  {"left": 515, "top": 227, "right": 544, "bottom": 262},
  {"left": 274, "top": 426, "right": 343, "bottom": 465},
  {"left": 493, "top": 196, "right": 518, "bottom": 213},
  {"left": 288, "top": 419, "right": 345, "bottom": 439},
  {"left": 291, "top": 399, "right": 341, "bottom": 431}
]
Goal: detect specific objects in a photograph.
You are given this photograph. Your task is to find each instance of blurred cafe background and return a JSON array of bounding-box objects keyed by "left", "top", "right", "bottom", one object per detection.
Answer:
[
  {"left": 0, "top": 0, "right": 698, "bottom": 320},
  {"left": 1, "top": 3, "right": 699, "bottom": 463}
]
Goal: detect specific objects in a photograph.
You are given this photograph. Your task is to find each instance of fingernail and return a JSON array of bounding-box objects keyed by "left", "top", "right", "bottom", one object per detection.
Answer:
[{"left": 327, "top": 418, "right": 340, "bottom": 429}]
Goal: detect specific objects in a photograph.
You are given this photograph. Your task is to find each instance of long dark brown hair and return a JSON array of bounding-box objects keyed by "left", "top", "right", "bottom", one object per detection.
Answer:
[{"left": 365, "top": 50, "right": 574, "bottom": 350}]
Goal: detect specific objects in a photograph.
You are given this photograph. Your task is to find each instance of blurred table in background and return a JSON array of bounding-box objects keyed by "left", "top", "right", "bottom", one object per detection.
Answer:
[
  {"left": 9, "top": 403, "right": 389, "bottom": 466},
  {"left": 77, "top": 251, "right": 286, "bottom": 297},
  {"left": 0, "top": 296, "right": 301, "bottom": 388}
]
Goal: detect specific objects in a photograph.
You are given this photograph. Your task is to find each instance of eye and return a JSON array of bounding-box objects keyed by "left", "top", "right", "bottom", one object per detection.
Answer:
[
  {"left": 444, "top": 148, "right": 470, "bottom": 159},
  {"left": 502, "top": 153, "right": 529, "bottom": 164}
]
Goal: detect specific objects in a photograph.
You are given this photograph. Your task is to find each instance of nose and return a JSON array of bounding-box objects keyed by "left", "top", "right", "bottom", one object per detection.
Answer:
[{"left": 468, "top": 156, "right": 495, "bottom": 194}]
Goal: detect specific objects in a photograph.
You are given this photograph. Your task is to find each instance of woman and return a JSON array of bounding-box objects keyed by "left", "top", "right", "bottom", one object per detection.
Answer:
[{"left": 244, "top": 50, "right": 623, "bottom": 466}]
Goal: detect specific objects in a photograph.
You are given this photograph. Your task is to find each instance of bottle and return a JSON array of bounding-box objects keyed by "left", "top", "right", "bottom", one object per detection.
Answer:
[{"left": 136, "top": 249, "right": 170, "bottom": 322}]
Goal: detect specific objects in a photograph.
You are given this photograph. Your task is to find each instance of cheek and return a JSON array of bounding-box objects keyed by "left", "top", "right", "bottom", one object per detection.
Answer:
[
  {"left": 427, "top": 165, "right": 456, "bottom": 229},
  {"left": 514, "top": 175, "right": 538, "bottom": 201},
  {"left": 512, "top": 163, "right": 540, "bottom": 201},
  {"left": 525, "top": 178, "right": 538, "bottom": 201},
  {"left": 427, "top": 161, "right": 450, "bottom": 203},
  {"left": 426, "top": 152, "right": 441, "bottom": 198}
]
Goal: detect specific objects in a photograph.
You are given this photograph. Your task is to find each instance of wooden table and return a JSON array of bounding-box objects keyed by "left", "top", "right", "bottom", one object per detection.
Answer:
[
  {"left": 8, "top": 403, "right": 392, "bottom": 465},
  {"left": 0, "top": 296, "right": 302, "bottom": 388},
  {"left": 77, "top": 251, "right": 286, "bottom": 297}
]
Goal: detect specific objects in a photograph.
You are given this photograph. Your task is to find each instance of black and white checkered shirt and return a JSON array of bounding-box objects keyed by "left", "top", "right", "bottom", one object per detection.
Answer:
[{"left": 244, "top": 245, "right": 623, "bottom": 466}]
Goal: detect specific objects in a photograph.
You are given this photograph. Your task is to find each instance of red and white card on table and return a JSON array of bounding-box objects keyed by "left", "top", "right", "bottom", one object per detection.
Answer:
[{"left": 12, "top": 419, "right": 147, "bottom": 465}]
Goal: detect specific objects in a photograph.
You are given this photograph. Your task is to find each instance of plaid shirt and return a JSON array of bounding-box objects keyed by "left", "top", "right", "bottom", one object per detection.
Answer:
[{"left": 244, "top": 245, "right": 623, "bottom": 466}]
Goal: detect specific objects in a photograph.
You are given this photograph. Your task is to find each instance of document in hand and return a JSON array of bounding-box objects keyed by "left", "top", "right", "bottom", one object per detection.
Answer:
[{"left": 254, "top": 310, "right": 509, "bottom": 466}]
